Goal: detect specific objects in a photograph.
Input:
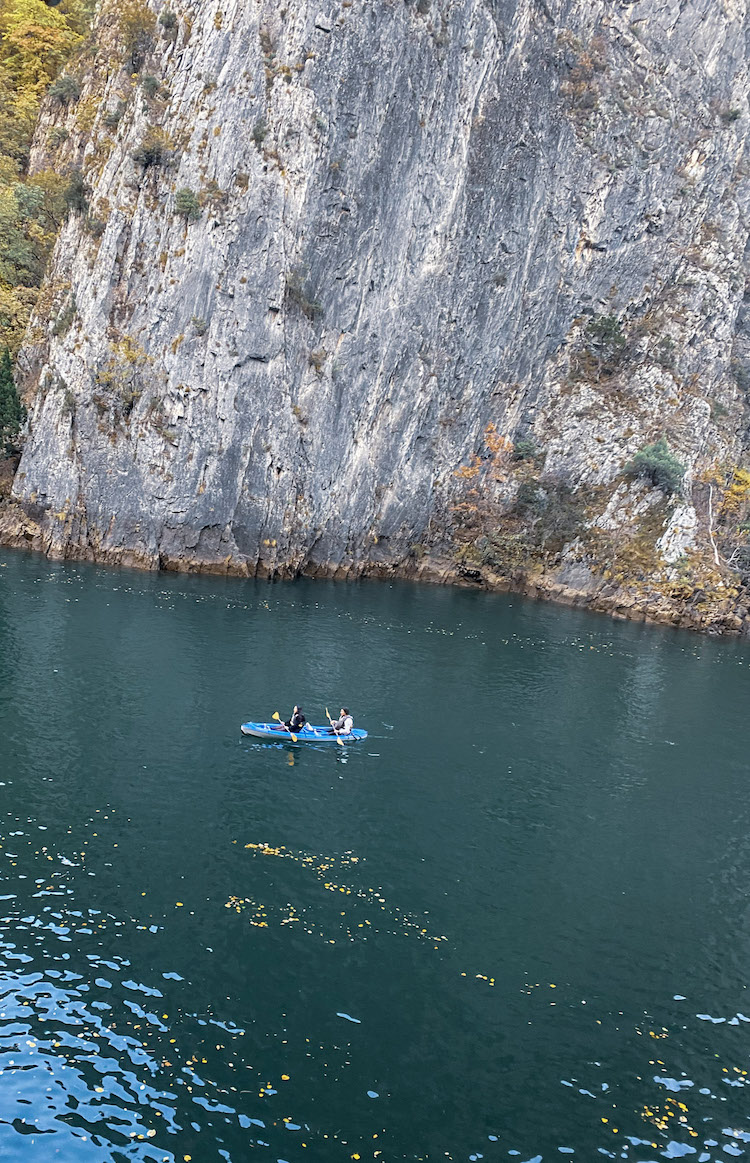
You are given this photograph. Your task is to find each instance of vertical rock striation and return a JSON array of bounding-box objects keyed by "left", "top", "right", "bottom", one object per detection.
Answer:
[{"left": 4, "top": 0, "right": 750, "bottom": 630}]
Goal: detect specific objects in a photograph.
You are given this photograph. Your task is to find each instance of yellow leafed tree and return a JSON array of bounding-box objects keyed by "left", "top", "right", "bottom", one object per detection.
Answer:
[{"left": 0, "top": 0, "right": 95, "bottom": 354}]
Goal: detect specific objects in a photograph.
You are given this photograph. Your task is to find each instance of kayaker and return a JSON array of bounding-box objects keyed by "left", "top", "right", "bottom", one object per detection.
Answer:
[
  {"left": 327, "top": 708, "right": 353, "bottom": 735},
  {"left": 282, "top": 706, "right": 306, "bottom": 732}
]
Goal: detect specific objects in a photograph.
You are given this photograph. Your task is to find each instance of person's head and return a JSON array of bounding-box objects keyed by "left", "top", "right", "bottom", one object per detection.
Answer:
[
  {"left": 294, "top": 705, "right": 302, "bottom": 713},
  {"left": 342, "top": 708, "right": 349, "bottom": 716}
]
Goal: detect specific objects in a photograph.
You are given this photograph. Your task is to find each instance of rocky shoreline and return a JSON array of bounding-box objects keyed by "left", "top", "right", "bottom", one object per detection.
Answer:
[{"left": 2, "top": 495, "right": 747, "bottom": 638}]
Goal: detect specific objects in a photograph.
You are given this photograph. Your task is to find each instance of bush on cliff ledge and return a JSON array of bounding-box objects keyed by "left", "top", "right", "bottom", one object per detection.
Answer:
[
  {"left": 132, "top": 126, "right": 176, "bottom": 168},
  {"left": 48, "top": 73, "right": 81, "bottom": 105},
  {"left": 174, "top": 187, "right": 201, "bottom": 221},
  {"left": 624, "top": 437, "right": 685, "bottom": 494}
]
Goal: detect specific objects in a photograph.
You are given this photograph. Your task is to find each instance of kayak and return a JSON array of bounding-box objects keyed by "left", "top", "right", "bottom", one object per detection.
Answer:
[{"left": 240, "top": 721, "right": 368, "bottom": 744}]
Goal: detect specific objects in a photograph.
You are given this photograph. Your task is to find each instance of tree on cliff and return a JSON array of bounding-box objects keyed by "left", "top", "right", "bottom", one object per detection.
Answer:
[
  {"left": 625, "top": 437, "right": 685, "bottom": 494},
  {"left": 0, "top": 347, "right": 26, "bottom": 455}
]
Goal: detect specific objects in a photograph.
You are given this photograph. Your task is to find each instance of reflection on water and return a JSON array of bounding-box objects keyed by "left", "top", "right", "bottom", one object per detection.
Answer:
[{"left": 0, "top": 551, "right": 749, "bottom": 1160}]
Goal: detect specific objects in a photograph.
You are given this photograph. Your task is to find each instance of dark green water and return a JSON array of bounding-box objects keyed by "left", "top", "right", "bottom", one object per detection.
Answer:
[{"left": 1, "top": 550, "right": 750, "bottom": 1163}]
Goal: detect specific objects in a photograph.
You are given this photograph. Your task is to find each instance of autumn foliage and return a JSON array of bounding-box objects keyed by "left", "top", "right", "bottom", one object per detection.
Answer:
[{"left": 0, "top": 0, "right": 95, "bottom": 353}]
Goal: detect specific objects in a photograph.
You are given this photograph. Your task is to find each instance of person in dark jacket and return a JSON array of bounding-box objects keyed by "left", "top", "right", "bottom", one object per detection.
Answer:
[
  {"left": 283, "top": 706, "right": 306, "bottom": 732},
  {"left": 327, "top": 708, "right": 353, "bottom": 735}
]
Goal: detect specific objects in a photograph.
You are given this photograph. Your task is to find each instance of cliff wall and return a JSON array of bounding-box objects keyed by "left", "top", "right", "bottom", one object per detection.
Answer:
[{"left": 4, "top": 0, "right": 750, "bottom": 632}]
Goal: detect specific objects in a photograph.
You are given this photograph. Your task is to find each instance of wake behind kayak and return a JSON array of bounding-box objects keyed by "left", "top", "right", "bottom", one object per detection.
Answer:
[{"left": 240, "top": 722, "right": 368, "bottom": 743}]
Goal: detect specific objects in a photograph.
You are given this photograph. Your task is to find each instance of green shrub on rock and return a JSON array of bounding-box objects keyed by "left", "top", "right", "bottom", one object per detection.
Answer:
[
  {"left": 47, "top": 126, "right": 70, "bottom": 148},
  {"left": 584, "top": 313, "right": 626, "bottom": 380},
  {"left": 515, "top": 479, "right": 546, "bottom": 510},
  {"left": 159, "top": 8, "right": 177, "bottom": 31},
  {"left": 141, "top": 73, "right": 159, "bottom": 98},
  {"left": 512, "top": 436, "right": 538, "bottom": 461},
  {"left": 174, "top": 187, "right": 201, "bottom": 221},
  {"left": 48, "top": 74, "right": 80, "bottom": 105},
  {"left": 624, "top": 437, "right": 685, "bottom": 494},
  {"left": 84, "top": 213, "right": 107, "bottom": 238},
  {"left": 64, "top": 168, "right": 89, "bottom": 214},
  {"left": 132, "top": 126, "right": 175, "bottom": 168}
]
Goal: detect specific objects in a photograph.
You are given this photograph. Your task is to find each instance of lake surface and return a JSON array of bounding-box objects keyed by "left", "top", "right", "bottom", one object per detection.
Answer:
[{"left": 0, "top": 549, "right": 749, "bottom": 1162}]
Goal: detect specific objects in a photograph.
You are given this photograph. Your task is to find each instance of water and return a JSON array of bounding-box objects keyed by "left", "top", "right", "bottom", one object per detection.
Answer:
[{"left": 0, "top": 549, "right": 749, "bottom": 1162}]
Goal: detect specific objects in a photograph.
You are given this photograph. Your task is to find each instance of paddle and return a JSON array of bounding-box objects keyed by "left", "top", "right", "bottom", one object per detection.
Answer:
[
  {"left": 271, "top": 710, "right": 297, "bottom": 742},
  {"left": 325, "top": 706, "right": 345, "bottom": 746}
]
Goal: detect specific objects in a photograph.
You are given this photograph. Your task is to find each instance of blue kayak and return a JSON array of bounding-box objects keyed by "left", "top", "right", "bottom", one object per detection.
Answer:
[{"left": 241, "top": 721, "right": 368, "bottom": 744}]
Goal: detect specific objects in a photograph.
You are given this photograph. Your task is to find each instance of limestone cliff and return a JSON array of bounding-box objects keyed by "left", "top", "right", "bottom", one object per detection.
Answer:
[{"left": 4, "top": 0, "right": 750, "bottom": 633}]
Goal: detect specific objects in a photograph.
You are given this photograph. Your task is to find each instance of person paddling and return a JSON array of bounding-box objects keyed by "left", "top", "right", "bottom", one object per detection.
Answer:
[
  {"left": 279, "top": 705, "right": 306, "bottom": 733},
  {"left": 327, "top": 708, "right": 353, "bottom": 736}
]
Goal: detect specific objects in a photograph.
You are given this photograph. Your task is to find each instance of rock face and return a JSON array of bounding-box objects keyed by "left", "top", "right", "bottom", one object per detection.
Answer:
[{"left": 5, "top": 0, "right": 750, "bottom": 630}]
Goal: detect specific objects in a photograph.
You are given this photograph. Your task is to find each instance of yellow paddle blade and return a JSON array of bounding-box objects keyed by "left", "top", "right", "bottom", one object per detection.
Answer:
[
  {"left": 336, "top": 735, "right": 344, "bottom": 746},
  {"left": 325, "top": 707, "right": 331, "bottom": 720},
  {"left": 290, "top": 733, "right": 297, "bottom": 742},
  {"left": 272, "top": 711, "right": 281, "bottom": 721}
]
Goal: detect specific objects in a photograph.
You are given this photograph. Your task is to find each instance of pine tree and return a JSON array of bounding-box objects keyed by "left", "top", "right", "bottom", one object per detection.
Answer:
[{"left": 0, "top": 348, "right": 26, "bottom": 456}]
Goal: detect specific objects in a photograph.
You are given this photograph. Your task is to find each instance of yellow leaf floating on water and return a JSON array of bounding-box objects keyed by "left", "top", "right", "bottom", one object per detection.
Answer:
[
  {"left": 175, "top": 902, "right": 183, "bottom": 907},
  {"left": 281, "top": 1074, "right": 290, "bottom": 1081}
]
